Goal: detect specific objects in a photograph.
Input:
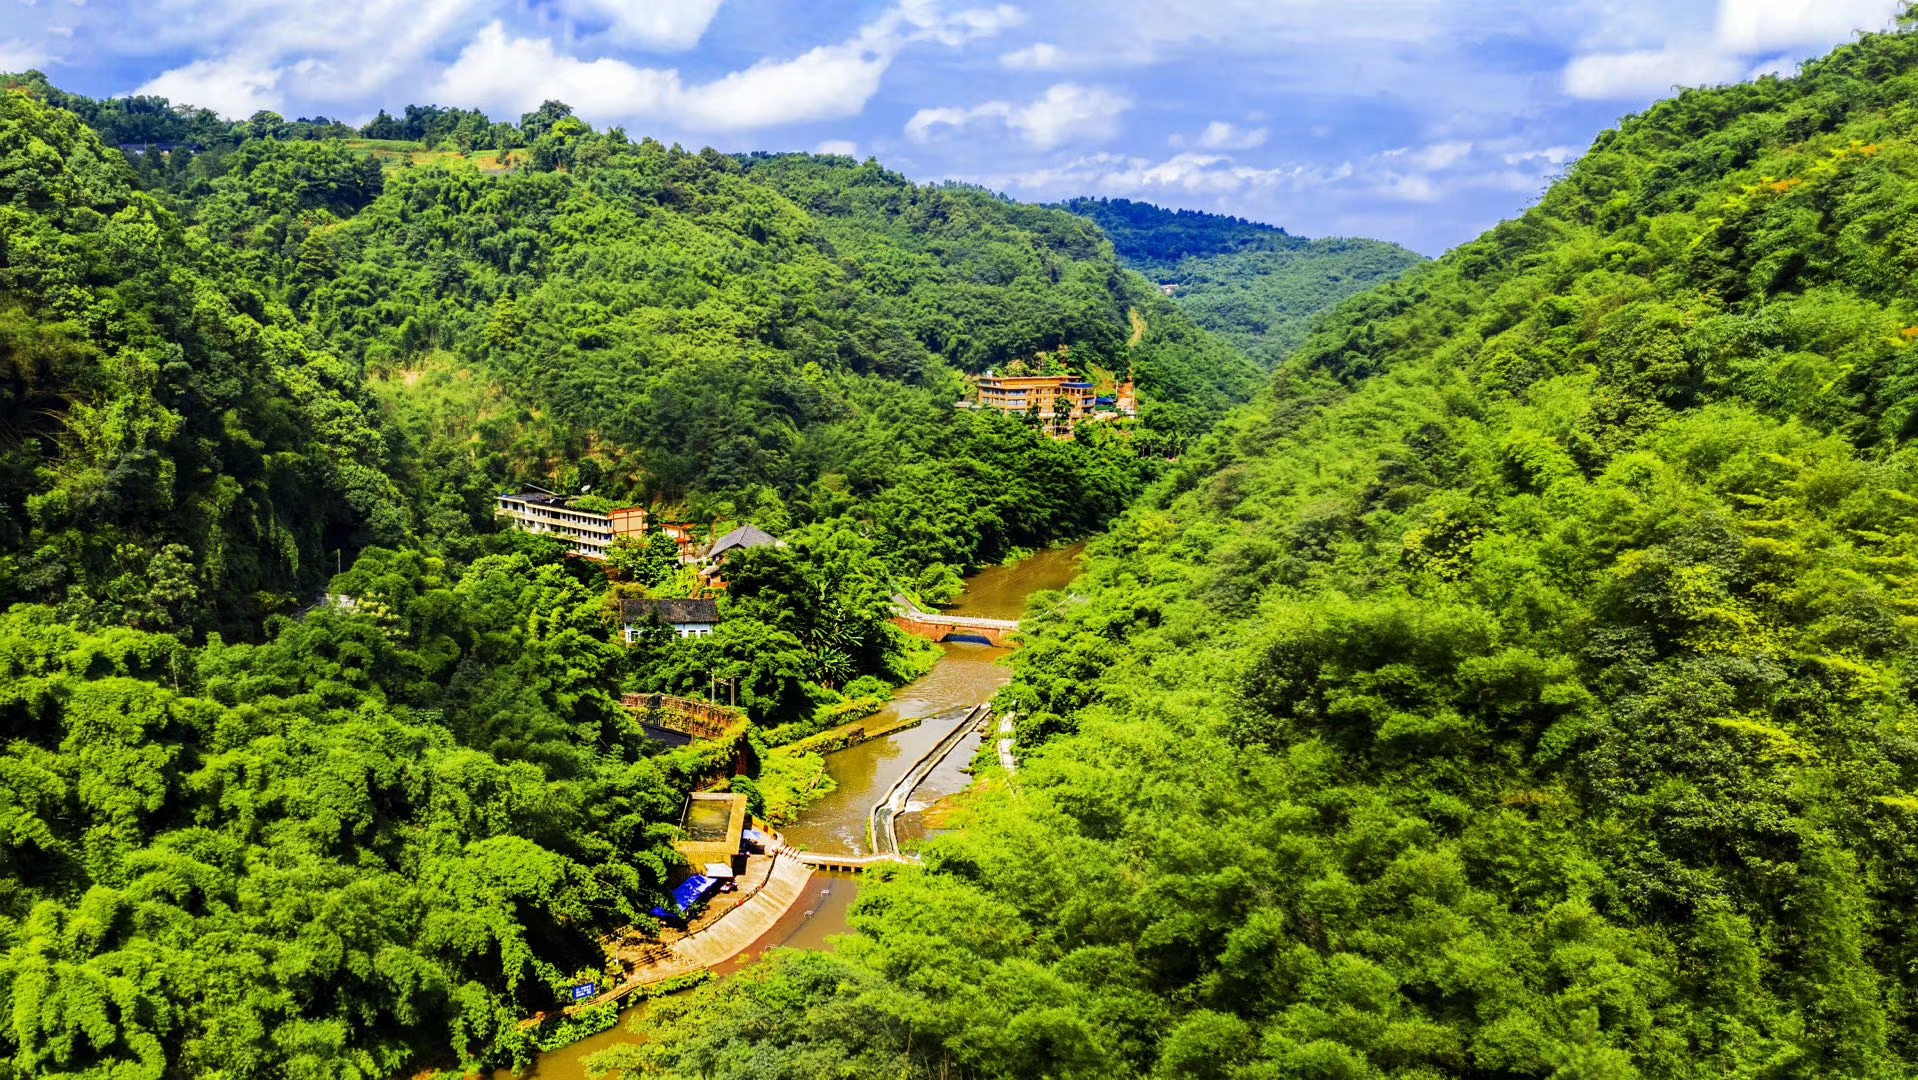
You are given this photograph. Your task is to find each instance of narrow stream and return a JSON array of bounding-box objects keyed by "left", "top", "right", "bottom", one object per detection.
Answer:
[{"left": 502, "top": 544, "right": 1083, "bottom": 1078}]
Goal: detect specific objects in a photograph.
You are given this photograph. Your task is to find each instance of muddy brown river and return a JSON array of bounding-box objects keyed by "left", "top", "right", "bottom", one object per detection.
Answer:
[{"left": 499, "top": 544, "right": 1083, "bottom": 1078}]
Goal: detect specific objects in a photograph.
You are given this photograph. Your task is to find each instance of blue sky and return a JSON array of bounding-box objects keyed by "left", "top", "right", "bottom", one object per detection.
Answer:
[{"left": 3, "top": 0, "right": 1908, "bottom": 254}]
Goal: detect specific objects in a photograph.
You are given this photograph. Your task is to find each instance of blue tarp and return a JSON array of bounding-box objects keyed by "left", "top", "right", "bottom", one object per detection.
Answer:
[{"left": 649, "top": 874, "right": 718, "bottom": 921}]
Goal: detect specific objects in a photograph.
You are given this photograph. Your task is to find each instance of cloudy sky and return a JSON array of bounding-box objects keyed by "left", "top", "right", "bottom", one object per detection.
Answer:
[{"left": 3, "top": 0, "right": 1908, "bottom": 253}]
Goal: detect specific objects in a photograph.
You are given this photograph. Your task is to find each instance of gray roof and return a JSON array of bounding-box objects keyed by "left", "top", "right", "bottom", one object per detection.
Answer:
[
  {"left": 708, "top": 524, "right": 780, "bottom": 560},
  {"left": 621, "top": 598, "right": 722, "bottom": 626}
]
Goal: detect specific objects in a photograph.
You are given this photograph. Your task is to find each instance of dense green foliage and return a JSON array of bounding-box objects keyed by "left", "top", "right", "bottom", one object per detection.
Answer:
[
  {"left": 0, "top": 75, "right": 1282, "bottom": 1077},
  {"left": 609, "top": 20, "right": 1918, "bottom": 1080},
  {"left": 0, "top": 89, "right": 408, "bottom": 635},
  {"left": 0, "top": 550, "right": 700, "bottom": 1078},
  {"left": 0, "top": 76, "right": 1249, "bottom": 637},
  {"left": 1064, "top": 196, "right": 1425, "bottom": 365}
]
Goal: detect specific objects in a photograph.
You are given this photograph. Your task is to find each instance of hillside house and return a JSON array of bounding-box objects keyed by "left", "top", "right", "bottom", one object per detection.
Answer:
[
  {"left": 700, "top": 525, "right": 781, "bottom": 588},
  {"left": 968, "top": 374, "right": 1101, "bottom": 439},
  {"left": 622, "top": 598, "right": 722, "bottom": 641},
  {"left": 496, "top": 486, "right": 647, "bottom": 560},
  {"left": 655, "top": 521, "right": 707, "bottom": 563}
]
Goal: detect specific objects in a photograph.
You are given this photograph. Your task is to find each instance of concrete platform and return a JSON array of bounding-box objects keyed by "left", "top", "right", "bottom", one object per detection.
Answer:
[{"left": 595, "top": 851, "right": 816, "bottom": 1000}]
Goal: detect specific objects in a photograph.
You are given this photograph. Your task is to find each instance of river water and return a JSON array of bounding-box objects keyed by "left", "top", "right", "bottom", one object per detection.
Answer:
[{"left": 501, "top": 544, "right": 1083, "bottom": 1078}]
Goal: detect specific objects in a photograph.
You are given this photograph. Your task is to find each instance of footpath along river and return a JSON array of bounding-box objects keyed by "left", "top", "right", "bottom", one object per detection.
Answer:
[{"left": 498, "top": 544, "right": 1085, "bottom": 1079}]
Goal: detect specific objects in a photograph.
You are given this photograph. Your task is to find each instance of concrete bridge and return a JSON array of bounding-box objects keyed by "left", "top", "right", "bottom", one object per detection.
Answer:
[
  {"left": 789, "top": 850, "right": 916, "bottom": 872},
  {"left": 890, "top": 595, "right": 1020, "bottom": 647}
]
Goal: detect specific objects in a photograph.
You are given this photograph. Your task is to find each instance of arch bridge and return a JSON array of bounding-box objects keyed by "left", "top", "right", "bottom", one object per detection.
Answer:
[{"left": 889, "top": 595, "right": 1020, "bottom": 647}]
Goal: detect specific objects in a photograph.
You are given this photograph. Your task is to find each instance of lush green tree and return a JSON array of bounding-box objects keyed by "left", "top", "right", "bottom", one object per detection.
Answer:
[
  {"left": 614, "top": 16, "right": 1918, "bottom": 1080},
  {"left": 607, "top": 532, "right": 682, "bottom": 587},
  {"left": 1061, "top": 196, "right": 1426, "bottom": 365}
]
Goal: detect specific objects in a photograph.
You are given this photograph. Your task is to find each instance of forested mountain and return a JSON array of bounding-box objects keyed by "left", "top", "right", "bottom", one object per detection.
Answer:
[
  {"left": 0, "top": 78, "right": 1258, "bottom": 640},
  {"left": 603, "top": 20, "right": 1918, "bottom": 1080},
  {"left": 1062, "top": 196, "right": 1425, "bottom": 365},
  {"left": 0, "top": 78, "right": 1269, "bottom": 1078},
  {"left": 0, "top": 89, "right": 407, "bottom": 634}
]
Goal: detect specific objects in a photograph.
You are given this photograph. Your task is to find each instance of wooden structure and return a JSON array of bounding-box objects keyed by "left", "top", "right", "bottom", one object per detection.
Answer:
[{"left": 622, "top": 693, "right": 741, "bottom": 741}]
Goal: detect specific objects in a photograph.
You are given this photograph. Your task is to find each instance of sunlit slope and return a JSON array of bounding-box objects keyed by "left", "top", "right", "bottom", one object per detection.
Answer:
[
  {"left": 1062, "top": 196, "right": 1426, "bottom": 366},
  {"left": 623, "top": 23, "right": 1918, "bottom": 1080}
]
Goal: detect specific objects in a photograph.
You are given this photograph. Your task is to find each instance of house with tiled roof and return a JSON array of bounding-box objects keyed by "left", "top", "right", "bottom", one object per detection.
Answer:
[{"left": 621, "top": 598, "right": 722, "bottom": 642}]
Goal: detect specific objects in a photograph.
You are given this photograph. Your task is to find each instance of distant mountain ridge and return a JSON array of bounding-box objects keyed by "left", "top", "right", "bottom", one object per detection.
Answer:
[{"left": 1060, "top": 196, "right": 1426, "bottom": 365}]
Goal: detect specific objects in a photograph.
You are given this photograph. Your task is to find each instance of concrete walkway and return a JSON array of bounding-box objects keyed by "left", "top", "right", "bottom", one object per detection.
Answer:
[
  {"left": 588, "top": 852, "right": 815, "bottom": 1008},
  {"left": 870, "top": 704, "right": 985, "bottom": 858}
]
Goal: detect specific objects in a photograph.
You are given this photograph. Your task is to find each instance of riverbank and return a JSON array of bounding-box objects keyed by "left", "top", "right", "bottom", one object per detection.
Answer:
[
  {"left": 779, "top": 708, "right": 926, "bottom": 757},
  {"left": 501, "top": 544, "right": 1085, "bottom": 1077},
  {"left": 609, "top": 851, "right": 815, "bottom": 992}
]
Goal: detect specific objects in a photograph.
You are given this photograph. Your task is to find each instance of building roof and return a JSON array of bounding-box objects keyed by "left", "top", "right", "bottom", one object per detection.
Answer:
[
  {"left": 502, "top": 485, "right": 568, "bottom": 507},
  {"left": 621, "top": 598, "right": 722, "bottom": 626},
  {"left": 708, "top": 524, "right": 780, "bottom": 560}
]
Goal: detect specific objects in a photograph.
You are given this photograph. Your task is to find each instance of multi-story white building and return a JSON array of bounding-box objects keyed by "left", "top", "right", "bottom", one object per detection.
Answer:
[{"left": 496, "top": 486, "right": 647, "bottom": 560}]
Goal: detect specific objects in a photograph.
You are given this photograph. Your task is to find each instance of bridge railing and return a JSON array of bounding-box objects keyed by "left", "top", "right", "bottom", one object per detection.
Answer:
[{"left": 889, "top": 595, "right": 1019, "bottom": 630}]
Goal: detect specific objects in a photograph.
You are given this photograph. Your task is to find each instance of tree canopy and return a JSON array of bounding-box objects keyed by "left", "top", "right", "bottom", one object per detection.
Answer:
[
  {"left": 605, "top": 18, "right": 1918, "bottom": 1080},
  {"left": 1062, "top": 196, "right": 1426, "bottom": 366},
  {"left": 0, "top": 75, "right": 1288, "bottom": 1078}
]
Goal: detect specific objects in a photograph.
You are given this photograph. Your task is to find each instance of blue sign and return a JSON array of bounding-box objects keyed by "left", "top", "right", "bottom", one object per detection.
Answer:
[{"left": 571, "top": 983, "right": 597, "bottom": 1001}]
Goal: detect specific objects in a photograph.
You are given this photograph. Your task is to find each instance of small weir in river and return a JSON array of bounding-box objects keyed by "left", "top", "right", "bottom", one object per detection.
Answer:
[{"left": 500, "top": 544, "right": 1083, "bottom": 1079}]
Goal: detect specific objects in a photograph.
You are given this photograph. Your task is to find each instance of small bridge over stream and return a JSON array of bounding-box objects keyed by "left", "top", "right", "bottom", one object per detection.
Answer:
[{"left": 890, "top": 596, "right": 1020, "bottom": 647}]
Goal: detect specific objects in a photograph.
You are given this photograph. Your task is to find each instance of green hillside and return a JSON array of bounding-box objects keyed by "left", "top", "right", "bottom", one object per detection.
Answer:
[
  {"left": 1062, "top": 196, "right": 1426, "bottom": 365},
  {"left": 606, "top": 21, "right": 1918, "bottom": 1080},
  {"left": 0, "top": 81, "right": 1264, "bottom": 1079},
  {"left": 0, "top": 83, "right": 1262, "bottom": 639}
]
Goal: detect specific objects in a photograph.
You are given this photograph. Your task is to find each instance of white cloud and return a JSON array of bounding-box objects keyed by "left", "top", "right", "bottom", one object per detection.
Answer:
[
  {"left": 1714, "top": 0, "right": 1900, "bottom": 52},
  {"left": 1563, "top": 47, "right": 1748, "bottom": 99},
  {"left": 816, "top": 139, "right": 859, "bottom": 156},
  {"left": 435, "top": 22, "right": 678, "bottom": 119},
  {"left": 1011, "top": 83, "right": 1129, "bottom": 147},
  {"left": 1391, "top": 140, "right": 1473, "bottom": 170},
  {"left": 557, "top": 0, "right": 727, "bottom": 50},
  {"left": 122, "top": 0, "right": 480, "bottom": 115},
  {"left": 907, "top": 2, "right": 1026, "bottom": 45},
  {"left": 435, "top": 2, "right": 1018, "bottom": 132},
  {"left": 979, "top": 132, "right": 1587, "bottom": 220},
  {"left": 676, "top": 36, "right": 892, "bottom": 129},
  {"left": 904, "top": 106, "right": 975, "bottom": 142},
  {"left": 0, "top": 39, "right": 48, "bottom": 70},
  {"left": 1503, "top": 145, "right": 1582, "bottom": 167},
  {"left": 1563, "top": 0, "right": 1902, "bottom": 100},
  {"left": 1382, "top": 174, "right": 1439, "bottom": 202},
  {"left": 1000, "top": 42, "right": 1064, "bottom": 70},
  {"left": 1172, "top": 120, "right": 1268, "bottom": 151},
  {"left": 989, "top": 150, "right": 1351, "bottom": 200},
  {"left": 907, "top": 82, "right": 1130, "bottom": 149},
  {"left": 136, "top": 56, "right": 286, "bottom": 116},
  {"left": 95, "top": 0, "right": 1014, "bottom": 129}
]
